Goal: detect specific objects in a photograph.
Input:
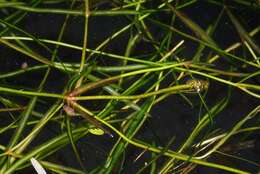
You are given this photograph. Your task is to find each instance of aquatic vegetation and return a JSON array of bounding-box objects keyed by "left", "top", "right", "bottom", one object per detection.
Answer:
[{"left": 0, "top": 1, "right": 259, "bottom": 174}]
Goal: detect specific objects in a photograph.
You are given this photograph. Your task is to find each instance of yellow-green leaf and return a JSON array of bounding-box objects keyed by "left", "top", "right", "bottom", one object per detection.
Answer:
[{"left": 89, "top": 128, "right": 105, "bottom": 136}]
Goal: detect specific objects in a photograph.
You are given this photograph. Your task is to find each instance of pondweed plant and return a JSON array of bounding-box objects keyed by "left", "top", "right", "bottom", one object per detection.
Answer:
[{"left": 0, "top": 0, "right": 259, "bottom": 173}]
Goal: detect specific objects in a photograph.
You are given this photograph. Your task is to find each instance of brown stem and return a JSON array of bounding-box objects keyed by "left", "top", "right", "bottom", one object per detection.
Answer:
[{"left": 69, "top": 76, "right": 119, "bottom": 97}]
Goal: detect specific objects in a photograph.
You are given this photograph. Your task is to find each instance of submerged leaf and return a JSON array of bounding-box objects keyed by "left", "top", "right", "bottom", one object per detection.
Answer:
[
  {"left": 167, "top": 3, "right": 218, "bottom": 48},
  {"left": 89, "top": 128, "right": 105, "bottom": 136},
  {"left": 30, "top": 158, "right": 47, "bottom": 174},
  {"left": 225, "top": 6, "right": 260, "bottom": 55}
]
